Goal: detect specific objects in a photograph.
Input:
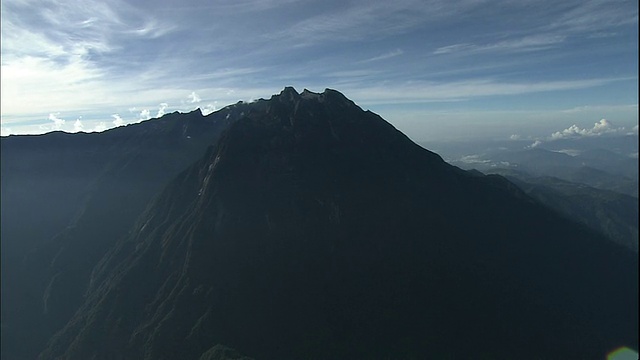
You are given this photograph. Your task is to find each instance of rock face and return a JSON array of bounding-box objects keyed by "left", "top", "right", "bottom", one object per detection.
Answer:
[{"left": 3, "top": 88, "right": 637, "bottom": 359}]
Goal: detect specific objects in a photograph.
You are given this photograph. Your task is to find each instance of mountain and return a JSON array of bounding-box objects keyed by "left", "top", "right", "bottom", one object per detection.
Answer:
[
  {"left": 486, "top": 168, "right": 638, "bottom": 252},
  {"left": 577, "top": 148, "right": 638, "bottom": 179},
  {"left": 2, "top": 88, "right": 637, "bottom": 359},
  {"left": 444, "top": 146, "right": 638, "bottom": 197},
  {"left": 1, "top": 107, "right": 246, "bottom": 359}
]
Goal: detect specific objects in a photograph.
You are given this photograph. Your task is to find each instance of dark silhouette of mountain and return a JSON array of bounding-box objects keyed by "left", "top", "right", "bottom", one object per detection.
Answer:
[
  {"left": 21, "top": 87, "right": 636, "bottom": 359},
  {"left": 1, "top": 107, "right": 249, "bottom": 359},
  {"left": 487, "top": 168, "right": 638, "bottom": 252}
]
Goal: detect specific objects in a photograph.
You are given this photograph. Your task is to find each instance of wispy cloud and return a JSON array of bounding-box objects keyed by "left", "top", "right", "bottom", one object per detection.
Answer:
[
  {"left": 343, "top": 77, "right": 627, "bottom": 104},
  {"left": 433, "top": 34, "right": 566, "bottom": 55},
  {"left": 360, "top": 49, "right": 404, "bottom": 63},
  {"left": 324, "top": 69, "right": 381, "bottom": 79},
  {"left": 0, "top": 0, "right": 176, "bottom": 118},
  {"left": 269, "top": 0, "right": 483, "bottom": 44},
  {"left": 561, "top": 104, "right": 639, "bottom": 113},
  {"left": 546, "top": 0, "right": 638, "bottom": 33},
  {"left": 458, "top": 154, "right": 491, "bottom": 164},
  {"left": 1, "top": 0, "right": 636, "bottom": 138}
]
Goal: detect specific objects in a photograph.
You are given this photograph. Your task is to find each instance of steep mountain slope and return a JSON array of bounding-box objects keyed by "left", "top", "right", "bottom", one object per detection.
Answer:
[
  {"left": 39, "top": 88, "right": 637, "bottom": 359},
  {"left": 487, "top": 168, "right": 638, "bottom": 252},
  {"left": 0, "top": 107, "right": 245, "bottom": 359}
]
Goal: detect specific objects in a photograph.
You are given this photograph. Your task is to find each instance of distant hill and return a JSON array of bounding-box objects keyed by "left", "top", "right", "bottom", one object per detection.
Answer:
[
  {"left": 2, "top": 88, "right": 637, "bottom": 360},
  {"left": 487, "top": 168, "right": 638, "bottom": 252},
  {"left": 443, "top": 145, "right": 638, "bottom": 197}
]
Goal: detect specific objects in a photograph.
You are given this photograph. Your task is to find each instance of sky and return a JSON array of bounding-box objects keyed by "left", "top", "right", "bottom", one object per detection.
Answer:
[{"left": 1, "top": 0, "right": 638, "bottom": 141}]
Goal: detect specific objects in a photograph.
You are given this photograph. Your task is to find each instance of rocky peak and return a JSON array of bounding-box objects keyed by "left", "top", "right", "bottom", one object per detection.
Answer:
[{"left": 276, "top": 86, "right": 301, "bottom": 103}]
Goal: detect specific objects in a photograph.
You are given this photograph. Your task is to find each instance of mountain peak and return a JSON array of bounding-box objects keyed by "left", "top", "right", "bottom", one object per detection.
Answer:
[
  {"left": 277, "top": 86, "right": 301, "bottom": 102},
  {"left": 7, "top": 87, "right": 636, "bottom": 360},
  {"left": 273, "top": 87, "right": 352, "bottom": 106}
]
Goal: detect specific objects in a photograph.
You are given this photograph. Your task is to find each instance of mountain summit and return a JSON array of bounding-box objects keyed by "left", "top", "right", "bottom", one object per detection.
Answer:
[{"left": 2, "top": 88, "right": 637, "bottom": 359}]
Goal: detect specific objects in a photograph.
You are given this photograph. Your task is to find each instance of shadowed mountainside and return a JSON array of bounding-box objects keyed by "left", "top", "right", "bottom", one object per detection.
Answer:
[
  {"left": 0, "top": 107, "right": 248, "bottom": 359},
  {"left": 28, "top": 88, "right": 638, "bottom": 359},
  {"left": 487, "top": 168, "right": 638, "bottom": 252}
]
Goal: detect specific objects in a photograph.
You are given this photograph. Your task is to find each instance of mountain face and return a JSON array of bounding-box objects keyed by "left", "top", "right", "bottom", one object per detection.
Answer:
[
  {"left": 2, "top": 88, "right": 637, "bottom": 359},
  {"left": 1, "top": 107, "right": 243, "bottom": 359}
]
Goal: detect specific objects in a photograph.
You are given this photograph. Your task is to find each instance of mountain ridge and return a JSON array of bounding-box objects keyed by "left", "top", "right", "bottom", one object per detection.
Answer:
[
  {"left": 33, "top": 88, "right": 637, "bottom": 359},
  {"left": 1, "top": 87, "right": 637, "bottom": 359},
  {"left": 1, "top": 106, "right": 237, "bottom": 359}
]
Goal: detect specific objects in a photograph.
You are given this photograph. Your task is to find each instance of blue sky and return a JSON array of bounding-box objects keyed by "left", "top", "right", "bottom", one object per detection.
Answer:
[{"left": 1, "top": 0, "right": 638, "bottom": 141}]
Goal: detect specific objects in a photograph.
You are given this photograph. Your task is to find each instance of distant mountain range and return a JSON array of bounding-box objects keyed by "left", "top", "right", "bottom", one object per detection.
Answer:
[
  {"left": 1, "top": 87, "right": 637, "bottom": 359},
  {"left": 436, "top": 140, "right": 638, "bottom": 197},
  {"left": 486, "top": 168, "right": 638, "bottom": 252},
  {"left": 424, "top": 136, "right": 639, "bottom": 252}
]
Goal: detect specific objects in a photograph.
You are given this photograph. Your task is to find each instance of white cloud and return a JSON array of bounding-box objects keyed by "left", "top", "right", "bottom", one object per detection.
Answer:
[
  {"left": 139, "top": 109, "right": 151, "bottom": 121},
  {"left": 93, "top": 122, "right": 107, "bottom": 132},
  {"left": 550, "top": 119, "right": 624, "bottom": 140},
  {"left": 188, "top": 91, "right": 201, "bottom": 103},
  {"left": 551, "top": 124, "right": 587, "bottom": 139},
  {"left": 156, "top": 103, "right": 168, "bottom": 118},
  {"left": 458, "top": 154, "right": 490, "bottom": 164},
  {"left": 554, "top": 149, "right": 581, "bottom": 156},
  {"left": 112, "top": 114, "right": 124, "bottom": 127},
  {"left": 48, "top": 113, "right": 66, "bottom": 130},
  {"left": 202, "top": 102, "right": 218, "bottom": 116},
  {"left": 527, "top": 140, "right": 543, "bottom": 149},
  {"left": 73, "top": 117, "right": 84, "bottom": 132},
  {"left": 509, "top": 134, "right": 521, "bottom": 140},
  {"left": 627, "top": 124, "right": 638, "bottom": 135},
  {"left": 0, "top": 0, "right": 176, "bottom": 122}
]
